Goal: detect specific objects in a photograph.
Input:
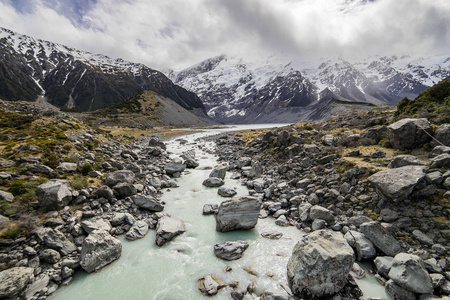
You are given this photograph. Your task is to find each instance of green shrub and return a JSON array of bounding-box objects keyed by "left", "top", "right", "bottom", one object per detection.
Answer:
[
  {"left": 303, "top": 125, "right": 314, "bottom": 131},
  {"left": 71, "top": 175, "right": 89, "bottom": 189},
  {"left": 43, "top": 152, "right": 59, "bottom": 169},
  {"left": 81, "top": 163, "right": 93, "bottom": 176},
  {"left": 84, "top": 142, "right": 94, "bottom": 151}
]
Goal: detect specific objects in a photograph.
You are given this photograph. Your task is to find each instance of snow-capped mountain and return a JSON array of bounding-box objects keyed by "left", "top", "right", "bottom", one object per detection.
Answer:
[
  {"left": 0, "top": 27, "right": 205, "bottom": 112},
  {"left": 170, "top": 54, "right": 449, "bottom": 123}
]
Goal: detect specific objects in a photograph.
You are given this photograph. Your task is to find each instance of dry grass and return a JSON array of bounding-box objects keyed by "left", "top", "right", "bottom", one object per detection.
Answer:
[
  {"left": 99, "top": 126, "right": 159, "bottom": 139},
  {"left": 233, "top": 129, "right": 271, "bottom": 144}
]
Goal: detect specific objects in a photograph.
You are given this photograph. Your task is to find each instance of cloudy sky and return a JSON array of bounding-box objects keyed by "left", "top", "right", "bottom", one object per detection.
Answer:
[{"left": 0, "top": 0, "right": 449, "bottom": 70}]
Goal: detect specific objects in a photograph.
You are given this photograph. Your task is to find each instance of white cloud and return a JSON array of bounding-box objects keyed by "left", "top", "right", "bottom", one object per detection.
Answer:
[{"left": 0, "top": 0, "right": 449, "bottom": 70}]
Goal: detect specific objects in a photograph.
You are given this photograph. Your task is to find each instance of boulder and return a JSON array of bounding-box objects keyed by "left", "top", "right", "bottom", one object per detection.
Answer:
[
  {"left": 367, "top": 166, "right": 428, "bottom": 202},
  {"left": 203, "top": 204, "right": 218, "bottom": 215},
  {"left": 80, "top": 230, "right": 122, "bottom": 273},
  {"left": 431, "top": 123, "right": 450, "bottom": 147},
  {"left": 34, "top": 227, "right": 77, "bottom": 256},
  {"left": 184, "top": 158, "right": 199, "bottom": 168},
  {"left": 198, "top": 275, "right": 225, "bottom": 296},
  {"left": 26, "top": 164, "right": 53, "bottom": 175},
  {"left": 148, "top": 137, "right": 166, "bottom": 150},
  {"left": 0, "top": 267, "right": 34, "bottom": 298},
  {"left": 35, "top": 179, "right": 73, "bottom": 211},
  {"left": 164, "top": 163, "right": 186, "bottom": 176},
  {"left": 261, "top": 231, "right": 283, "bottom": 239},
  {"left": 113, "top": 182, "right": 137, "bottom": 198},
  {"left": 388, "top": 118, "right": 432, "bottom": 150},
  {"left": 155, "top": 216, "right": 186, "bottom": 247},
  {"left": 386, "top": 279, "right": 416, "bottom": 300},
  {"left": 344, "top": 230, "right": 376, "bottom": 260},
  {"left": 287, "top": 230, "right": 355, "bottom": 298},
  {"left": 360, "top": 222, "right": 401, "bottom": 256},
  {"left": 0, "top": 190, "right": 14, "bottom": 203},
  {"left": 93, "top": 185, "right": 114, "bottom": 200},
  {"left": 105, "top": 170, "right": 135, "bottom": 187},
  {"left": 202, "top": 177, "right": 224, "bottom": 187},
  {"left": 214, "top": 240, "right": 249, "bottom": 261},
  {"left": 388, "top": 253, "right": 433, "bottom": 294},
  {"left": 209, "top": 166, "right": 227, "bottom": 180},
  {"left": 309, "top": 205, "right": 335, "bottom": 223},
  {"left": 412, "top": 229, "right": 434, "bottom": 245},
  {"left": 430, "top": 153, "right": 450, "bottom": 168},
  {"left": 56, "top": 162, "right": 77, "bottom": 173},
  {"left": 215, "top": 196, "right": 261, "bottom": 232},
  {"left": 110, "top": 213, "right": 136, "bottom": 226},
  {"left": 81, "top": 218, "right": 112, "bottom": 234},
  {"left": 131, "top": 194, "right": 164, "bottom": 211},
  {"left": 217, "top": 187, "right": 237, "bottom": 197},
  {"left": 125, "top": 220, "right": 149, "bottom": 240},
  {"left": 39, "top": 248, "right": 61, "bottom": 264},
  {"left": 374, "top": 256, "right": 394, "bottom": 278},
  {"left": 388, "top": 155, "right": 421, "bottom": 168}
]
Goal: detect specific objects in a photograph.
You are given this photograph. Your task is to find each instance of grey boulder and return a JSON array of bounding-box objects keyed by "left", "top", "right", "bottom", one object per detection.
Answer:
[
  {"left": 344, "top": 230, "right": 376, "bottom": 260},
  {"left": 388, "top": 155, "right": 421, "bottom": 168},
  {"left": 0, "top": 267, "right": 35, "bottom": 298},
  {"left": 214, "top": 240, "right": 249, "bottom": 261},
  {"left": 430, "top": 153, "right": 450, "bottom": 168},
  {"left": 131, "top": 194, "right": 164, "bottom": 211},
  {"left": 34, "top": 227, "right": 77, "bottom": 256},
  {"left": 309, "top": 205, "right": 335, "bottom": 223},
  {"left": 203, "top": 177, "right": 224, "bottom": 187},
  {"left": 368, "top": 166, "right": 428, "bottom": 201},
  {"left": 287, "top": 230, "right": 355, "bottom": 298},
  {"left": 56, "top": 162, "right": 77, "bottom": 173},
  {"left": 209, "top": 166, "right": 227, "bottom": 180},
  {"left": 81, "top": 218, "right": 112, "bottom": 234},
  {"left": 105, "top": 170, "right": 135, "bottom": 187},
  {"left": 431, "top": 123, "right": 450, "bottom": 147},
  {"left": 374, "top": 256, "right": 394, "bottom": 278},
  {"left": 35, "top": 179, "right": 73, "bottom": 211},
  {"left": 388, "top": 253, "right": 433, "bottom": 294},
  {"left": 155, "top": 216, "right": 186, "bottom": 247},
  {"left": 125, "top": 220, "right": 149, "bottom": 240},
  {"left": 80, "top": 229, "right": 122, "bottom": 273},
  {"left": 215, "top": 196, "right": 261, "bottom": 232},
  {"left": 360, "top": 222, "right": 401, "bottom": 256},
  {"left": 0, "top": 190, "right": 14, "bottom": 203},
  {"left": 217, "top": 187, "right": 237, "bottom": 197},
  {"left": 388, "top": 118, "right": 432, "bottom": 150},
  {"left": 164, "top": 163, "right": 186, "bottom": 176},
  {"left": 113, "top": 182, "right": 137, "bottom": 198}
]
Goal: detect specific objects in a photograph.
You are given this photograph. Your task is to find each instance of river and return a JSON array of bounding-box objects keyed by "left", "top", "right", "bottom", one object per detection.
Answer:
[{"left": 50, "top": 124, "right": 390, "bottom": 300}]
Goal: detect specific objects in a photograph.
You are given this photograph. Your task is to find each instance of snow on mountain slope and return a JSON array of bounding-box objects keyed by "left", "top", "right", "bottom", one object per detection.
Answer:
[
  {"left": 171, "top": 54, "right": 449, "bottom": 123},
  {"left": 0, "top": 27, "right": 205, "bottom": 112}
]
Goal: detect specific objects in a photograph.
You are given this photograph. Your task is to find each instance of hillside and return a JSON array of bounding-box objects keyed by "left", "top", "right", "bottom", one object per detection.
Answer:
[
  {"left": 90, "top": 90, "right": 210, "bottom": 127},
  {"left": 0, "top": 27, "right": 205, "bottom": 115},
  {"left": 396, "top": 76, "right": 450, "bottom": 124}
]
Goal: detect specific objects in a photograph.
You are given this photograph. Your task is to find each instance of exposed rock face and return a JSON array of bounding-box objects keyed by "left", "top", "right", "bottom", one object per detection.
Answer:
[
  {"left": 214, "top": 241, "right": 249, "bottom": 261},
  {"left": 34, "top": 227, "right": 77, "bottom": 256},
  {"left": 155, "top": 216, "right": 186, "bottom": 247},
  {"left": 125, "top": 220, "right": 149, "bottom": 240},
  {"left": 388, "top": 253, "right": 433, "bottom": 294},
  {"left": 104, "top": 170, "right": 135, "bottom": 187},
  {"left": 387, "top": 118, "right": 432, "bottom": 150},
  {"left": 215, "top": 196, "right": 261, "bottom": 232},
  {"left": 287, "top": 230, "right": 355, "bottom": 298},
  {"left": 360, "top": 222, "right": 401, "bottom": 256},
  {"left": 80, "top": 230, "right": 122, "bottom": 273},
  {"left": 35, "top": 179, "right": 73, "bottom": 211},
  {"left": 367, "top": 166, "right": 428, "bottom": 201},
  {"left": 131, "top": 194, "right": 164, "bottom": 211},
  {"left": 0, "top": 267, "right": 35, "bottom": 298}
]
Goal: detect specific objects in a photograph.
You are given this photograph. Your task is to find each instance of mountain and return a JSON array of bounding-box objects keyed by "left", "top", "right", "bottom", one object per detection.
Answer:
[
  {"left": 0, "top": 27, "right": 205, "bottom": 113},
  {"left": 170, "top": 54, "right": 450, "bottom": 123}
]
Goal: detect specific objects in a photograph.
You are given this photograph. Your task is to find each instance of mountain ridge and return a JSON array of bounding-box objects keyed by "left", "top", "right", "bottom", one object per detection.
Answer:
[
  {"left": 0, "top": 27, "right": 205, "bottom": 114},
  {"left": 170, "top": 54, "right": 450, "bottom": 123}
]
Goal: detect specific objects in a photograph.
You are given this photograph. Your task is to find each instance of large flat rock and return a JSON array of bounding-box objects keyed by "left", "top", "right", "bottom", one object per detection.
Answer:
[
  {"left": 155, "top": 216, "right": 186, "bottom": 247},
  {"left": 367, "top": 166, "right": 428, "bottom": 201}
]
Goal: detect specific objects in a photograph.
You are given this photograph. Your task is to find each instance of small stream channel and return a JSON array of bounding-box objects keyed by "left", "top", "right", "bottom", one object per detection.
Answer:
[{"left": 51, "top": 124, "right": 391, "bottom": 300}]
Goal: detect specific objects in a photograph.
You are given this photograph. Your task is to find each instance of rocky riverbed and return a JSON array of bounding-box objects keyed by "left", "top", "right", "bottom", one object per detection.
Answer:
[{"left": 0, "top": 101, "right": 449, "bottom": 299}]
